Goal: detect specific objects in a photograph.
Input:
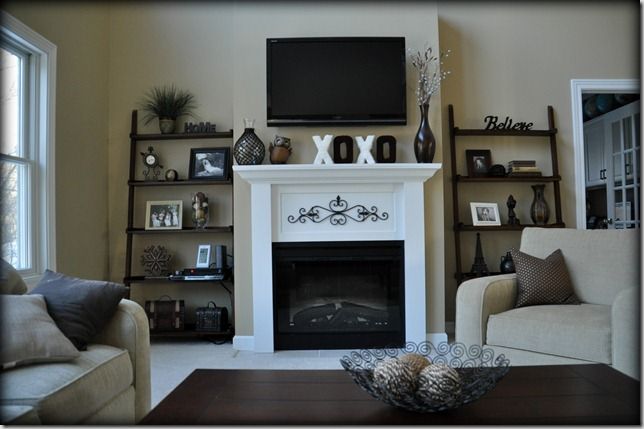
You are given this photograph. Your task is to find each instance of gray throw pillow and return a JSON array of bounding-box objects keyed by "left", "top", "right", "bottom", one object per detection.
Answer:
[
  {"left": 30, "top": 270, "right": 128, "bottom": 350},
  {"left": 510, "top": 248, "right": 581, "bottom": 308},
  {"left": 0, "top": 259, "right": 28, "bottom": 295},
  {"left": 1, "top": 294, "right": 80, "bottom": 369}
]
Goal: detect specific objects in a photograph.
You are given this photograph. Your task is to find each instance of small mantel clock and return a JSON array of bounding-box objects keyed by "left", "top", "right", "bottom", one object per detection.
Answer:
[{"left": 140, "top": 146, "right": 163, "bottom": 180}]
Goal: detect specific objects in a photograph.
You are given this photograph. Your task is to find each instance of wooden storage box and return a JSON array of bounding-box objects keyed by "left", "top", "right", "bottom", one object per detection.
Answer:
[
  {"left": 195, "top": 301, "right": 228, "bottom": 332},
  {"left": 145, "top": 295, "right": 185, "bottom": 331}
]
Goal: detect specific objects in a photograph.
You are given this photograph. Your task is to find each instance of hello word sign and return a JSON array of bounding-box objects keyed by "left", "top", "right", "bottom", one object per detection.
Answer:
[{"left": 483, "top": 115, "right": 533, "bottom": 131}]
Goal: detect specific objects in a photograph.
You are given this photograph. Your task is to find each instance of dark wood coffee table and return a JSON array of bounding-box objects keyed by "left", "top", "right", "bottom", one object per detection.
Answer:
[{"left": 140, "top": 364, "right": 639, "bottom": 425}]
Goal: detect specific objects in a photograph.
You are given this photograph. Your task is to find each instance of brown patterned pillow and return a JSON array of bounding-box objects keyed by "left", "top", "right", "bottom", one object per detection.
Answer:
[{"left": 510, "top": 248, "right": 581, "bottom": 308}]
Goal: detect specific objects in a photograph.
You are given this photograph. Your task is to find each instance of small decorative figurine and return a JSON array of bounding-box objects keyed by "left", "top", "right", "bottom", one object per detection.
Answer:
[
  {"left": 470, "top": 233, "right": 489, "bottom": 276},
  {"left": 192, "top": 192, "right": 209, "bottom": 229},
  {"left": 269, "top": 135, "right": 292, "bottom": 164},
  {"left": 507, "top": 194, "right": 520, "bottom": 225}
]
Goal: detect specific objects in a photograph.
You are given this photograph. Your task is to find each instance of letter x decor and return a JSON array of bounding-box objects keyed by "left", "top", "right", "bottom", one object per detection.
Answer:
[
  {"left": 288, "top": 195, "right": 389, "bottom": 226},
  {"left": 312, "top": 135, "right": 335, "bottom": 164}
]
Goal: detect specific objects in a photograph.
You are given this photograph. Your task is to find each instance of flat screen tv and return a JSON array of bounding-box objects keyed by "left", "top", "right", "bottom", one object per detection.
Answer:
[{"left": 266, "top": 37, "right": 407, "bottom": 126}]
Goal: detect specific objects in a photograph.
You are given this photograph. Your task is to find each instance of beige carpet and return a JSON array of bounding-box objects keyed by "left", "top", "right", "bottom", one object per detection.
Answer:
[{"left": 150, "top": 339, "right": 348, "bottom": 407}]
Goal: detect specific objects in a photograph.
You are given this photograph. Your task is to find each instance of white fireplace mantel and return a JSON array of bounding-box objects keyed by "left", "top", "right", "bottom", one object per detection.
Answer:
[{"left": 234, "top": 163, "right": 441, "bottom": 352}]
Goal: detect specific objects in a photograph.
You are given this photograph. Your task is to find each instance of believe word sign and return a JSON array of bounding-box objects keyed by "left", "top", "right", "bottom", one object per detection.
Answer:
[
  {"left": 184, "top": 122, "right": 216, "bottom": 133},
  {"left": 483, "top": 116, "right": 533, "bottom": 131}
]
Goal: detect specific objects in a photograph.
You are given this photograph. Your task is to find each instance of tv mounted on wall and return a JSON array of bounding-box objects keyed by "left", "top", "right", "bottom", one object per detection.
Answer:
[{"left": 266, "top": 37, "right": 407, "bottom": 127}]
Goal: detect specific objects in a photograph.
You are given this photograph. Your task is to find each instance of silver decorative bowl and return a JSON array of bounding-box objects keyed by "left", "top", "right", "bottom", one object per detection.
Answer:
[{"left": 340, "top": 342, "right": 510, "bottom": 413}]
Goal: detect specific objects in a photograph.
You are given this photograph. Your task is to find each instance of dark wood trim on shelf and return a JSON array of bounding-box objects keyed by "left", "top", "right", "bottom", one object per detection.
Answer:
[
  {"left": 128, "top": 179, "right": 233, "bottom": 186},
  {"left": 124, "top": 276, "right": 233, "bottom": 283},
  {"left": 455, "top": 175, "right": 561, "bottom": 183},
  {"left": 126, "top": 226, "right": 233, "bottom": 234},
  {"left": 130, "top": 131, "right": 233, "bottom": 141},
  {"left": 455, "top": 223, "right": 566, "bottom": 232},
  {"left": 453, "top": 127, "right": 557, "bottom": 137}
]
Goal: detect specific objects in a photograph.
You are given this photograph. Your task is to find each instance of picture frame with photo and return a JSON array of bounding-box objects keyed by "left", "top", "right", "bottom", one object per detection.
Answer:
[
  {"left": 466, "top": 149, "right": 492, "bottom": 177},
  {"left": 470, "top": 202, "right": 501, "bottom": 226},
  {"left": 195, "top": 244, "right": 212, "bottom": 268},
  {"left": 145, "top": 200, "right": 183, "bottom": 230},
  {"left": 189, "top": 147, "right": 230, "bottom": 181}
]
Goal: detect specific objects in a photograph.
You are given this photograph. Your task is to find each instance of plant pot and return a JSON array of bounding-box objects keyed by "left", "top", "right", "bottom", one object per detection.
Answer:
[{"left": 159, "top": 118, "right": 176, "bottom": 134}]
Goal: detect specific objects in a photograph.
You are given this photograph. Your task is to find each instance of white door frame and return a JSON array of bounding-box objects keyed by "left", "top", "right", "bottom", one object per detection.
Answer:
[{"left": 570, "top": 79, "right": 639, "bottom": 229}]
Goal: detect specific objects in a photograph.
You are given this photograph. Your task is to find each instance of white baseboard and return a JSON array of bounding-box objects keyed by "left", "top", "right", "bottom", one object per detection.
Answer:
[{"left": 232, "top": 335, "right": 254, "bottom": 351}]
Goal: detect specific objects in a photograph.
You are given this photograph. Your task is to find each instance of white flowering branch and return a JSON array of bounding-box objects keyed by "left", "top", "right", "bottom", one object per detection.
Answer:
[{"left": 409, "top": 45, "right": 451, "bottom": 106}]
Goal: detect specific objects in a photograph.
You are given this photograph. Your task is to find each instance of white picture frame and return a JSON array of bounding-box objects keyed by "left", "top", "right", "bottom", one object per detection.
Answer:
[
  {"left": 195, "top": 244, "right": 212, "bottom": 268},
  {"left": 145, "top": 200, "right": 183, "bottom": 230},
  {"left": 470, "top": 202, "right": 501, "bottom": 226}
]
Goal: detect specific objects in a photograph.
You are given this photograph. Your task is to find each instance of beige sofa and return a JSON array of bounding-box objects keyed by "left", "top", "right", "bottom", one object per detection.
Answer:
[
  {"left": 456, "top": 228, "right": 640, "bottom": 380},
  {"left": 0, "top": 299, "right": 151, "bottom": 424}
]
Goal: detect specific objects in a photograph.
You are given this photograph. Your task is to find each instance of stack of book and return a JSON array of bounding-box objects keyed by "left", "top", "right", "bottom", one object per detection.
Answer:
[{"left": 507, "top": 160, "right": 542, "bottom": 176}]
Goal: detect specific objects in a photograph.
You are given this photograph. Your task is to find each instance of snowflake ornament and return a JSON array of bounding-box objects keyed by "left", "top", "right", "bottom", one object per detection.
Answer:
[{"left": 140, "top": 245, "right": 172, "bottom": 276}]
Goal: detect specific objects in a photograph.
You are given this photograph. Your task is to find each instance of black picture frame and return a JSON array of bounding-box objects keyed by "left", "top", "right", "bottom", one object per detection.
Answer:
[
  {"left": 466, "top": 149, "right": 492, "bottom": 177},
  {"left": 188, "top": 147, "right": 230, "bottom": 181}
]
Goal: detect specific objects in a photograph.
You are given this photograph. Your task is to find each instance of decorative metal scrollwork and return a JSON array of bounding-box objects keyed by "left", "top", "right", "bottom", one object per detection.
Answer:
[{"left": 287, "top": 195, "right": 389, "bottom": 225}]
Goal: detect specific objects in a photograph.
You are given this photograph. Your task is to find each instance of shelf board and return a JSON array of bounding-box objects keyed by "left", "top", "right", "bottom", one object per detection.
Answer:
[
  {"left": 126, "top": 226, "right": 233, "bottom": 234},
  {"left": 131, "top": 130, "right": 233, "bottom": 141},
  {"left": 129, "top": 179, "right": 233, "bottom": 187},
  {"left": 124, "top": 275, "right": 232, "bottom": 283},
  {"left": 456, "top": 175, "right": 561, "bottom": 183},
  {"left": 453, "top": 127, "right": 557, "bottom": 137},
  {"left": 455, "top": 223, "right": 565, "bottom": 232}
]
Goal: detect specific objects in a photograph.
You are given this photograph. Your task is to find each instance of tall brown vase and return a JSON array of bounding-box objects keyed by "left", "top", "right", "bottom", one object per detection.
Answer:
[
  {"left": 414, "top": 103, "right": 436, "bottom": 163},
  {"left": 530, "top": 184, "right": 550, "bottom": 225}
]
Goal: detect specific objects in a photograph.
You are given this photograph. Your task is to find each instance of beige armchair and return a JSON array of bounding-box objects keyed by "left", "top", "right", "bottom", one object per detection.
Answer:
[{"left": 456, "top": 228, "right": 640, "bottom": 379}]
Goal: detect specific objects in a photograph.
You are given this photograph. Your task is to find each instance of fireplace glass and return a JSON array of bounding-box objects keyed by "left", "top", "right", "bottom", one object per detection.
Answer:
[{"left": 272, "top": 241, "right": 404, "bottom": 350}]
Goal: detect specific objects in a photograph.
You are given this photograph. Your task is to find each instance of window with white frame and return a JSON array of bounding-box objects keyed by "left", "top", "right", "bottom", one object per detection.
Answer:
[{"left": 1, "top": 12, "right": 56, "bottom": 282}]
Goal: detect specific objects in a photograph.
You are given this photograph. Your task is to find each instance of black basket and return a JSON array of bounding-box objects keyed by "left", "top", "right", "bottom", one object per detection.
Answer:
[
  {"left": 195, "top": 301, "right": 229, "bottom": 332},
  {"left": 340, "top": 341, "right": 510, "bottom": 413}
]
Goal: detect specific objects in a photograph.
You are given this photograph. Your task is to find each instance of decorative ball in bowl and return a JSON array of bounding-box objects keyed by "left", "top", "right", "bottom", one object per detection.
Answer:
[{"left": 339, "top": 341, "right": 510, "bottom": 413}]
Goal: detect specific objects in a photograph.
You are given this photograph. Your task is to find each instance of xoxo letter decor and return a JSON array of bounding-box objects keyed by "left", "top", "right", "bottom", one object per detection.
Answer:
[{"left": 312, "top": 135, "right": 334, "bottom": 165}]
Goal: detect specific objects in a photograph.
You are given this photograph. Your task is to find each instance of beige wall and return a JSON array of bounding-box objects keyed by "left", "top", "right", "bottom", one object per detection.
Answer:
[
  {"left": 437, "top": 1, "right": 639, "bottom": 322},
  {"left": 3, "top": 3, "right": 110, "bottom": 280},
  {"left": 4, "top": 1, "right": 637, "bottom": 334},
  {"left": 230, "top": 2, "right": 444, "bottom": 336}
]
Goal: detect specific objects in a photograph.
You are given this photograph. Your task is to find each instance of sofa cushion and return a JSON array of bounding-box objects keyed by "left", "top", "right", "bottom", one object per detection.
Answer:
[
  {"left": 0, "top": 295, "right": 80, "bottom": 369},
  {"left": 486, "top": 303, "right": 611, "bottom": 364},
  {"left": 511, "top": 248, "right": 580, "bottom": 308},
  {"left": 0, "top": 405, "right": 41, "bottom": 425},
  {"left": 30, "top": 270, "right": 128, "bottom": 350},
  {"left": 0, "top": 259, "right": 27, "bottom": 295},
  {"left": 0, "top": 344, "right": 133, "bottom": 424}
]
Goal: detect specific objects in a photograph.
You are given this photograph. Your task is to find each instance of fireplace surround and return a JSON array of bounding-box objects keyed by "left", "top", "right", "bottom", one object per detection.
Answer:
[{"left": 234, "top": 163, "right": 441, "bottom": 352}]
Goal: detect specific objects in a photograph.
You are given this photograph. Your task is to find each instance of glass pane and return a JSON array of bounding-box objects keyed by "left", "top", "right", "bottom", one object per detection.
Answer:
[
  {"left": 1, "top": 47, "right": 21, "bottom": 157},
  {"left": 612, "top": 121, "right": 622, "bottom": 154},
  {"left": 1, "top": 160, "right": 28, "bottom": 269},
  {"left": 613, "top": 153, "right": 622, "bottom": 183},
  {"left": 625, "top": 151, "right": 634, "bottom": 185},
  {"left": 623, "top": 116, "right": 633, "bottom": 150}
]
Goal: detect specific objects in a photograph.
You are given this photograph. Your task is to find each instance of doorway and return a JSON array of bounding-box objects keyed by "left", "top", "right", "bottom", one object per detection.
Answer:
[{"left": 570, "top": 79, "right": 640, "bottom": 229}]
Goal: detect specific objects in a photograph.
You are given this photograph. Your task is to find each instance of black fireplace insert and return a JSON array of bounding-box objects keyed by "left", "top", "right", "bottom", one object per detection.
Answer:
[{"left": 272, "top": 241, "right": 404, "bottom": 350}]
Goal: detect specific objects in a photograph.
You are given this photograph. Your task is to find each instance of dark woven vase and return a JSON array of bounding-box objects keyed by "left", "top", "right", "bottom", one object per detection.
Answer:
[
  {"left": 414, "top": 103, "right": 436, "bottom": 163},
  {"left": 233, "top": 119, "right": 265, "bottom": 165}
]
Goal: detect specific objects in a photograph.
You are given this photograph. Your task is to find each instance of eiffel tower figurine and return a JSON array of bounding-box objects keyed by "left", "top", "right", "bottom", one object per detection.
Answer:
[{"left": 470, "top": 233, "right": 489, "bottom": 276}]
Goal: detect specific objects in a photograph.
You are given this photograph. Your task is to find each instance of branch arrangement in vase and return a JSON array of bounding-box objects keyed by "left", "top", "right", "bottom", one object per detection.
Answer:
[{"left": 408, "top": 45, "right": 451, "bottom": 106}]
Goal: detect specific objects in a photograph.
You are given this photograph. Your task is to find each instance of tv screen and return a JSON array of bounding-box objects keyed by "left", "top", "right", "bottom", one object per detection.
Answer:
[{"left": 267, "top": 37, "right": 406, "bottom": 126}]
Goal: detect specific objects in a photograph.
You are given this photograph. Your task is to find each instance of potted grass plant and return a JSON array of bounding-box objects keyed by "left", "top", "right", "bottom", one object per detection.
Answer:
[{"left": 140, "top": 84, "right": 197, "bottom": 134}]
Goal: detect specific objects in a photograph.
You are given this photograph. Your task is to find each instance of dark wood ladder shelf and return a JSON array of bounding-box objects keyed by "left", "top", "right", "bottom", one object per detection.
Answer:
[{"left": 449, "top": 104, "right": 564, "bottom": 285}]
